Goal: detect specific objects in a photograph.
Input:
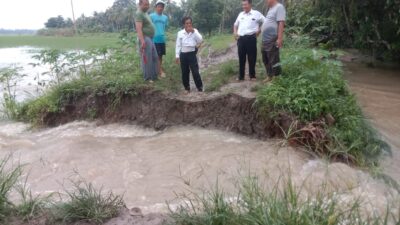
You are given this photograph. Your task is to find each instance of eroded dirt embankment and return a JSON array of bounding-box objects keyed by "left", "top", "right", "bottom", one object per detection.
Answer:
[{"left": 42, "top": 88, "right": 281, "bottom": 139}]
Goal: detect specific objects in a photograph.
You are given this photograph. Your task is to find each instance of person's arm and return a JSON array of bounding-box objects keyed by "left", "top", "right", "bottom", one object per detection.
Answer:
[
  {"left": 276, "top": 5, "right": 286, "bottom": 48},
  {"left": 193, "top": 29, "right": 203, "bottom": 44},
  {"left": 135, "top": 21, "right": 146, "bottom": 49},
  {"left": 256, "top": 12, "right": 265, "bottom": 37},
  {"left": 175, "top": 32, "right": 181, "bottom": 64},
  {"left": 277, "top": 21, "right": 285, "bottom": 48},
  {"left": 233, "top": 14, "right": 240, "bottom": 40}
]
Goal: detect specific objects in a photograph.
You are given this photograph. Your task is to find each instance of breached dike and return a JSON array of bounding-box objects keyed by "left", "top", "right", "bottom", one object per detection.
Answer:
[{"left": 41, "top": 88, "right": 281, "bottom": 139}]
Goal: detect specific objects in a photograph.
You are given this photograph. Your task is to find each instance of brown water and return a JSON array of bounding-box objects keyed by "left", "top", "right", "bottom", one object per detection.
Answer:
[
  {"left": 0, "top": 121, "right": 399, "bottom": 217},
  {"left": 345, "top": 62, "right": 400, "bottom": 182}
]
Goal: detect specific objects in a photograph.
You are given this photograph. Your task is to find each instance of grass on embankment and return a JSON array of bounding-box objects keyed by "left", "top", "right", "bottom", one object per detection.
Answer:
[
  {"left": 0, "top": 33, "right": 119, "bottom": 50},
  {"left": 255, "top": 43, "right": 389, "bottom": 167}
]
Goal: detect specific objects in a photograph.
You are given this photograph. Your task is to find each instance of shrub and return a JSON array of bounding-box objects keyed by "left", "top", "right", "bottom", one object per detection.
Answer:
[
  {"left": 169, "top": 176, "right": 399, "bottom": 225},
  {"left": 0, "top": 156, "right": 23, "bottom": 221},
  {"left": 256, "top": 47, "right": 388, "bottom": 166},
  {"left": 55, "top": 180, "right": 124, "bottom": 224}
]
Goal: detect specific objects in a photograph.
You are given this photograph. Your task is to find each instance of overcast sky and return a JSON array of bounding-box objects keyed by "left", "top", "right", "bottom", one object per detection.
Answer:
[{"left": 0, "top": 0, "right": 118, "bottom": 29}]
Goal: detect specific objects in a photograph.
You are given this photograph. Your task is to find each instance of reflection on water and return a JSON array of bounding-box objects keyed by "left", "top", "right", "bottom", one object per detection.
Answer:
[{"left": 0, "top": 121, "right": 398, "bottom": 215}]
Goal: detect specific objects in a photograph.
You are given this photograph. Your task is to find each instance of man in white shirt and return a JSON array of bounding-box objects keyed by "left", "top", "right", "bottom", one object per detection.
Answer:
[
  {"left": 234, "top": 0, "right": 264, "bottom": 81},
  {"left": 175, "top": 16, "right": 204, "bottom": 93}
]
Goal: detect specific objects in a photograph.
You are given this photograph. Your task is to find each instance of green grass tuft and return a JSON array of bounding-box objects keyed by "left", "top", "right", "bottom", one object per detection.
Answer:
[
  {"left": 169, "top": 176, "right": 400, "bottom": 225},
  {"left": 0, "top": 156, "right": 23, "bottom": 221},
  {"left": 55, "top": 180, "right": 124, "bottom": 224}
]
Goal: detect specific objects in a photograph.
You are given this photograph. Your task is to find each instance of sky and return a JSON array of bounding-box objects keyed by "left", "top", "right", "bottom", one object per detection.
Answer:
[{"left": 0, "top": 0, "right": 117, "bottom": 30}]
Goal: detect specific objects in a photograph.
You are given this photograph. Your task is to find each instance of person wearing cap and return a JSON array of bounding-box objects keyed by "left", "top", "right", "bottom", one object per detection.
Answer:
[
  {"left": 233, "top": 0, "right": 264, "bottom": 81},
  {"left": 175, "top": 16, "right": 204, "bottom": 94},
  {"left": 150, "top": 0, "right": 169, "bottom": 78},
  {"left": 135, "top": 0, "right": 159, "bottom": 82}
]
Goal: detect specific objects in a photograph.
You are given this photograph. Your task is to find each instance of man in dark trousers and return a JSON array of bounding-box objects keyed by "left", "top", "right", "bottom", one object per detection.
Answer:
[
  {"left": 234, "top": 0, "right": 264, "bottom": 81},
  {"left": 262, "top": 0, "right": 286, "bottom": 82},
  {"left": 175, "top": 16, "right": 203, "bottom": 94}
]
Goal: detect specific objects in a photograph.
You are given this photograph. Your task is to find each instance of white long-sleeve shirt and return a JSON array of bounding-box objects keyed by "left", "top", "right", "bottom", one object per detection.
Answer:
[
  {"left": 234, "top": 9, "right": 264, "bottom": 36},
  {"left": 175, "top": 28, "right": 203, "bottom": 58}
]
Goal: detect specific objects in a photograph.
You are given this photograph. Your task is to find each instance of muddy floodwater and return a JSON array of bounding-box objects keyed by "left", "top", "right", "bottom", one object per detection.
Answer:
[
  {"left": 0, "top": 58, "right": 399, "bottom": 217},
  {"left": 345, "top": 62, "right": 400, "bottom": 182},
  {"left": 0, "top": 121, "right": 399, "bottom": 216}
]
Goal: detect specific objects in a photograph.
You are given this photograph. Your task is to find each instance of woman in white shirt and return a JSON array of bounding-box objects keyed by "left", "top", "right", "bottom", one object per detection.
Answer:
[{"left": 175, "top": 16, "right": 203, "bottom": 93}]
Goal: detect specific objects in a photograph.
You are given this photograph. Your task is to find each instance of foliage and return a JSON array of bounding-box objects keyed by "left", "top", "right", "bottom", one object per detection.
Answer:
[
  {"left": 286, "top": 0, "right": 400, "bottom": 60},
  {"left": 45, "top": 15, "right": 73, "bottom": 29},
  {"left": 54, "top": 180, "right": 124, "bottom": 224},
  {"left": 0, "top": 66, "right": 25, "bottom": 119},
  {"left": 14, "top": 180, "right": 50, "bottom": 221},
  {"left": 0, "top": 156, "right": 23, "bottom": 221},
  {"left": 256, "top": 45, "right": 388, "bottom": 166},
  {"left": 76, "top": 0, "right": 136, "bottom": 33},
  {"left": 192, "top": 0, "right": 223, "bottom": 36},
  {"left": 169, "top": 176, "right": 399, "bottom": 225},
  {"left": 0, "top": 155, "right": 124, "bottom": 223}
]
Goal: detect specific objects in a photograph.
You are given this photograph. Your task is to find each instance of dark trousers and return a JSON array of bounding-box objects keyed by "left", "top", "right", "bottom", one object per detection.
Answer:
[
  {"left": 180, "top": 51, "right": 203, "bottom": 91},
  {"left": 262, "top": 45, "right": 282, "bottom": 77},
  {"left": 237, "top": 34, "right": 257, "bottom": 80}
]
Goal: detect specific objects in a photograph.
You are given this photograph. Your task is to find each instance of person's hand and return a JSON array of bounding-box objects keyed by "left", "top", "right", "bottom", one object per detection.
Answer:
[
  {"left": 141, "top": 41, "right": 146, "bottom": 50},
  {"left": 234, "top": 33, "right": 239, "bottom": 40},
  {"left": 187, "top": 27, "right": 195, "bottom": 33},
  {"left": 175, "top": 58, "right": 180, "bottom": 64},
  {"left": 276, "top": 38, "right": 283, "bottom": 48}
]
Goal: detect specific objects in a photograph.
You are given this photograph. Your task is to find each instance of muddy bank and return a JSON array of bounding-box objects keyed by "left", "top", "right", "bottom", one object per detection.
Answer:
[{"left": 42, "top": 88, "right": 279, "bottom": 139}]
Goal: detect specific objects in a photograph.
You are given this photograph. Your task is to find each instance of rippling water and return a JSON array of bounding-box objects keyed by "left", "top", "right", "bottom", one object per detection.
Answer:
[{"left": 345, "top": 62, "right": 400, "bottom": 182}]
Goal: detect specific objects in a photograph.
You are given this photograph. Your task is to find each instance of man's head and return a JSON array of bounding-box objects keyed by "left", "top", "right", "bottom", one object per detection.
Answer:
[
  {"left": 155, "top": 1, "right": 165, "bottom": 14},
  {"left": 242, "top": 0, "right": 252, "bottom": 13},
  {"left": 139, "top": 0, "right": 150, "bottom": 12},
  {"left": 266, "top": 0, "right": 278, "bottom": 7},
  {"left": 182, "top": 16, "right": 193, "bottom": 31}
]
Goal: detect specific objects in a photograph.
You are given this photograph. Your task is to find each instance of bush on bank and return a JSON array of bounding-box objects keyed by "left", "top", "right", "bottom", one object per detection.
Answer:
[{"left": 256, "top": 42, "right": 388, "bottom": 167}]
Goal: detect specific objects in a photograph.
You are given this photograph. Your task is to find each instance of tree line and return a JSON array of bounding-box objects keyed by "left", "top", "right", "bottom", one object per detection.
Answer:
[{"left": 42, "top": 0, "right": 399, "bottom": 60}]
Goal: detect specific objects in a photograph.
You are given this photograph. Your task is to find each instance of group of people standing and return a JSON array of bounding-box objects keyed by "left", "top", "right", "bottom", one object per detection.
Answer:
[{"left": 135, "top": 0, "right": 286, "bottom": 93}]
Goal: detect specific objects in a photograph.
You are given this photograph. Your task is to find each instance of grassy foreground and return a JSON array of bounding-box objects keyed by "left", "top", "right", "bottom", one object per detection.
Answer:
[
  {"left": 0, "top": 33, "right": 119, "bottom": 49},
  {"left": 169, "top": 176, "right": 400, "bottom": 225}
]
